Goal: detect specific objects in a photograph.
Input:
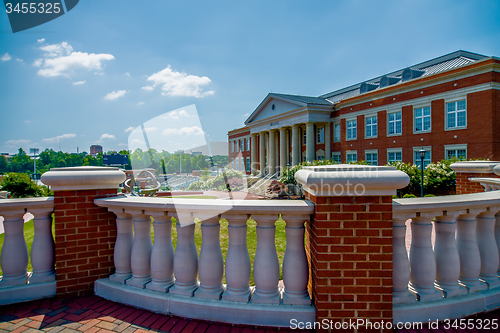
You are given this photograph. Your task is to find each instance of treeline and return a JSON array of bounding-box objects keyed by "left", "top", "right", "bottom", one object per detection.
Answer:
[{"left": 0, "top": 148, "right": 228, "bottom": 176}]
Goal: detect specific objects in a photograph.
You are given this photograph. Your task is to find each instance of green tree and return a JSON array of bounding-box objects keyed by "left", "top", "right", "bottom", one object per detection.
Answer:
[
  {"left": 0, "top": 173, "right": 53, "bottom": 198},
  {"left": 0, "top": 155, "right": 7, "bottom": 174}
]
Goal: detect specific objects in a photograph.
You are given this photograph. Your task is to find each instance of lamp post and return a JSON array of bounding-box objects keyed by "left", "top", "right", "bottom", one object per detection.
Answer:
[
  {"left": 30, "top": 148, "right": 39, "bottom": 181},
  {"left": 419, "top": 148, "right": 426, "bottom": 197}
]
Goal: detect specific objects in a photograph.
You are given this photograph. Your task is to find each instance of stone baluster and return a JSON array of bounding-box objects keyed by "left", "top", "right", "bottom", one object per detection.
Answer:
[
  {"left": 476, "top": 208, "right": 500, "bottom": 288},
  {"left": 222, "top": 214, "right": 251, "bottom": 302},
  {"left": 108, "top": 210, "right": 134, "bottom": 284},
  {"left": 169, "top": 212, "right": 199, "bottom": 296},
  {"left": 195, "top": 214, "right": 224, "bottom": 299},
  {"left": 146, "top": 212, "right": 175, "bottom": 292},
  {"left": 126, "top": 210, "right": 153, "bottom": 288},
  {"left": 281, "top": 214, "right": 311, "bottom": 305},
  {"left": 495, "top": 211, "right": 500, "bottom": 276},
  {"left": 29, "top": 208, "right": 56, "bottom": 283},
  {"left": 456, "top": 210, "right": 487, "bottom": 292},
  {"left": 0, "top": 210, "right": 29, "bottom": 287},
  {"left": 392, "top": 215, "right": 416, "bottom": 303},
  {"left": 251, "top": 214, "right": 280, "bottom": 304},
  {"left": 433, "top": 213, "right": 466, "bottom": 297},
  {"left": 408, "top": 214, "right": 442, "bottom": 300}
]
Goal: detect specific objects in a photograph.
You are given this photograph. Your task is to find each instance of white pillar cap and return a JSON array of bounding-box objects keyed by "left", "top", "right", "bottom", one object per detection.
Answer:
[
  {"left": 41, "top": 166, "right": 126, "bottom": 191},
  {"left": 295, "top": 164, "right": 409, "bottom": 196},
  {"left": 450, "top": 161, "right": 500, "bottom": 174}
]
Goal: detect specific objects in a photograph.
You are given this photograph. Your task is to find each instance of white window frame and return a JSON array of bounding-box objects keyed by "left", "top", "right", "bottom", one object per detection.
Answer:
[
  {"left": 241, "top": 140, "right": 244, "bottom": 152},
  {"left": 316, "top": 149, "right": 325, "bottom": 161},
  {"left": 235, "top": 141, "right": 238, "bottom": 152},
  {"left": 387, "top": 111, "right": 402, "bottom": 136},
  {"left": 365, "top": 115, "right": 377, "bottom": 139},
  {"left": 230, "top": 140, "right": 234, "bottom": 153},
  {"left": 346, "top": 150, "right": 357, "bottom": 163},
  {"left": 316, "top": 127, "right": 325, "bottom": 144},
  {"left": 346, "top": 119, "right": 357, "bottom": 141},
  {"left": 387, "top": 148, "right": 403, "bottom": 164},
  {"left": 246, "top": 157, "right": 250, "bottom": 172},
  {"left": 414, "top": 106, "right": 431, "bottom": 133},
  {"left": 333, "top": 123, "right": 341, "bottom": 142},
  {"left": 302, "top": 128, "right": 307, "bottom": 146},
  {"left": 413, "top": 146, "right": 432, "bottom": 168},
  {"left": 365, "top": 149, "right": 378, "bottom": 166},
  {"left": 231, "top": 158, "right": 234, "bottom": 169},
  {"left": 332, "top": 152, "right": 341, "bottom": 163},
  {"left": 445, "top": 99, "right": 467, "bottom": 130},
  {"left": 444, "top": 144, "right": 467, "bottom": 160},
  {"left": 246, "top": 137, "right": 250, "bottom": 151}
]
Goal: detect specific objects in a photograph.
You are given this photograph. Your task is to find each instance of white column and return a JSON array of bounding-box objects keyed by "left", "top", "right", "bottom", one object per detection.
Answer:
[
  {"left": 222, "top": 214, "right": 251, "bottom": 302},
  {"left": 476, "top": 210, "right": 500, "bottom": 288},
  {"left": 285, "top": 128, "right": 290, "bottom": 166},
  {"left": 274, "top": 131, "right": 279, "bottom": 172},
  {"left": 126, "top": 211, "right": 153, "bottom": 288},
  {"left": 392, "top": 215, "right": 415, "bottom": 303},
  {"left": 268, "top": 130, "right": 276, "bottom": 175},
  {"left": 306, "top": 122, "right": 315, "bottom": 162},
  {"left": 169, "top": 212, "right": 199, "bottom": 296},
  {"left": 282, "top": 214, "right": 311, "bottom": 305},
  {"left": 252, "top": 214, "right": 280, "bottom": 304},
  {"left": 251, "top": 133, "right": 258, "bottom": 176},
  {"left": 456, "top": 211, "right": 487, "bottom": 292},
  {"left": 434, "top": 214, "right": 466, "bottom": 297},
  {"left": 28, "top": 208, "right": 55, "bottom": 283},
  {"left": 195, "top": 215, "right": 224, "bottom": 300},
  {"left": 408, "top": 215, "right": 442, "bottom": 300},
  {"left": 325, "top": 122, "right": 331, "bottom": 160},
  {"left": 495, "top": 211, "right": 500, "bottom": 275},
  {"left": 259, "top": 132, "right": 266, "bottom": 176},
  {"left": 146, "top": 212, "right": 175, "bottom": 292},
  {"left": 0, "top": 210, "right": 29, "bottom": 287},
  {"left": 279, "top": 128, "right": 287, "bottom": 175},
  {"left": 109, "top": 211, "right": 134, "bottom": 284},
  {"left": 292, "top": 125, "right": 299, "bottom": 166}
]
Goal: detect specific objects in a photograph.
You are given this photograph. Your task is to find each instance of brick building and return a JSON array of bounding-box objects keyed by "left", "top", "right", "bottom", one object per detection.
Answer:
[
  {"left": 228, "top": 50, "right": 500, "bottom": 175},
  {"left": 90, "top": 144, "right": 103, "bottom": 156}
]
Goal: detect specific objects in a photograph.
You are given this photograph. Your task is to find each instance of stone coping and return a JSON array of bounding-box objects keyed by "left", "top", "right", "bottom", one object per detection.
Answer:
[
  {"left": 450, "top": 161, "right": 500, "bottom": 173},
  {"left": 0, "top": 196, "right": 54, "bottom": 212},
  {"left": 469, "top": 177, "right": 500, "bottom": 185},
  {"left": 41, "top": 166, "right": 126, "bottom": 191},
  {"left": 393, "top": 191, "right": 500, "bottom": 215},
  {"left": 295, "top": 164, "right": 409, "bottom": 196},
  {"left": 494, "top": 164, "right": 500, "bottom": 176}
]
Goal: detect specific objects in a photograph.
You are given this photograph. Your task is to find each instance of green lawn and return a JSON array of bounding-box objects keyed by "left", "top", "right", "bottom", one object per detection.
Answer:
[{"left": 1, "top": 216, "right": 288, "bottom": 286}]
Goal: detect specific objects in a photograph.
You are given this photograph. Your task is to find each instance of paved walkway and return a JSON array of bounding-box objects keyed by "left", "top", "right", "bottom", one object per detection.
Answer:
[{"left": 0, "top": 296, "right": 309, "bottom": 333}]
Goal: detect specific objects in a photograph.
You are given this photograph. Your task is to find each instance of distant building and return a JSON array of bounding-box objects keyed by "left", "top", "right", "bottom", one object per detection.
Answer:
[
  {"left": 190, "top": 151, "right": 202, "bottom": 157},
  {"left": 90, "top": 145, "right": 103, "bottom": 156}
]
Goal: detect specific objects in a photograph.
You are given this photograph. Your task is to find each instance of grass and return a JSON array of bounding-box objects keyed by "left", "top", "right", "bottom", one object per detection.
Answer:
[
  {"left": 164, "top": 195, "right": 218, "bottom": 199},
  {"left": 0, "top": 216, "right": 288, "bottom": 286}
]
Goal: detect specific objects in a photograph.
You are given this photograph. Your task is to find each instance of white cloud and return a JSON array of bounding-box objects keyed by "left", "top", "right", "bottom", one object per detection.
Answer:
[
  {"left": 160, "top": 109, "right": 190, "bottom": 120},
  {"left": 1, "top": 53, "right": 11, "bottom": 61},
  {"left": 137, "top": 101, "right": 145, "bottom": 106},
  {"left": 242, "top": 113, "right": 250, "bottom": 118},
  {"left": 5, "top": 139, "right": 30, "bottom": 146},
  {"left": 104, "top": 90, "right": 127, "bottom": 100},
  {"left": 146, "top": 66, "right": 215, "bottom": 98},
  {"left": 73, "top": 80, "right": 86, "bottom": 85},
  {"left": 100, "top": 133, "right": 116, "bottom": 140},
  {"left": 37, "top": 38, "right": 45, "bottom": 43},
  {"left": 162, "top": 126, "right": 204, "bottom": 136},
  {"left": 94, "top": 72, "right": 104, "bottom": 75},
  {"left": 35, "top": 42, "right": 114, "bottom": 77},
  {"left": 15, "top": 58, "right": 23, "bottom": 63},
  {"left": 42, "top": 133, "right": 76, "bottom": 143},
  {"left": 124, "top": 72, "right": 131, "bottom": 77},
  {"left": 144, "top": 127, "right": 157, "bottom": 132},
  {"left": 131, "top": 139, "right": 145, "bottom": 145},
  {"left": 124, "top": 127, "right": 135, "bottom": 132},
  {"left": 141, "top": 86, "right": 154, "bottom": 91}
]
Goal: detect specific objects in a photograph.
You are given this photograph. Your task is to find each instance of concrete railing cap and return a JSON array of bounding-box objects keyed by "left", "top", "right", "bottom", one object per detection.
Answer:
[
  {"left": 494, "top": 164, "right": 500, "bottom": 176},
  {"left": 41, "top": 166, "right": 126, "bottom": 191},
  {"left": 450, "top": 161, "right": 500, "bottom": 173},
  {"left": 295, "top": 164, "right": 410, "bottom": 197}
]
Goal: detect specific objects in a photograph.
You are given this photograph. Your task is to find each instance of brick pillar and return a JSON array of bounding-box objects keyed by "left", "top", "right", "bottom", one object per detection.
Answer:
[
  {"left": 296, "top": 165, "right": 409, "bottom": 331},
  {"left": 451, "top": 161, "right": 500, "bottom": 194},
  {"left": 41, "top": 166, "right": 126, "bottom": 298}
]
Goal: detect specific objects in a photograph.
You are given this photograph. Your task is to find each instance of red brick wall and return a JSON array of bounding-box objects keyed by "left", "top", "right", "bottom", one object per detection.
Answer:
[
  {"left": 455, "top": 172, "right": 500, "bottom": 194},
  {"left": 305, "top": 192, "right": 393, "bottom": 330},
  {"left": 54, "top": 188, "right": 118, "bottom": 298}
]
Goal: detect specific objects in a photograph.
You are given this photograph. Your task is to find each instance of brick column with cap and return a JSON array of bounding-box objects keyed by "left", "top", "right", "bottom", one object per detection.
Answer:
[
  {"left": 296, "top": 165, "right": 409, "bottom": 331},
  {"left": 450, "top": 161, "right": 500, "bottom": 194},
  {"left": 41, "top": 166, "right": 126, "bottom": 298}
]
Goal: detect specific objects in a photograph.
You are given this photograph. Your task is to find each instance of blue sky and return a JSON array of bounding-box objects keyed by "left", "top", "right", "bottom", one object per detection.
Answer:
[{"left": 1, "top": 0, "right": 500, "bottom": 155}]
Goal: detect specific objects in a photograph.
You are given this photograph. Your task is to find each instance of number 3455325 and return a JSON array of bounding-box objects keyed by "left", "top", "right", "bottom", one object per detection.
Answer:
[{"left": 5, "top": 3, "right": 62, "bottom": 14}]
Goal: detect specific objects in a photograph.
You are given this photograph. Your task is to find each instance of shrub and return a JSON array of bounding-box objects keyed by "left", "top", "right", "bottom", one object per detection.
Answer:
[
  {"left": 266, "top": 180, "right": 288, "bottom": 196},
  {"left": 0, "top": 172, "right": 53, "bottom": 198}
]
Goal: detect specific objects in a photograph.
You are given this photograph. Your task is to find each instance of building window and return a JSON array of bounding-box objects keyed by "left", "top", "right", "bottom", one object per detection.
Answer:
[
  {"left": 388, "top": 112, "right": 402, "bottom": 135},
  {"left": 387, "top": 149, "right": 403, "bottom": 163},
  {"left": 445, "top": 144, "right": 467, "bottom": 160},
  {"left": 446, "top": 100, "right": 466, "bottom": 129},
  {"left": 365, "top": 151, "right": 378, "bottom": 165},
  {"left": 241, "top": 140, "right": 245, "bottom": 151},
  {"left": 332, "top": 152, "right": 341, "bottom": 163},
  {"left": 414, "top": 147, "right": 431, "bottom": 168},
  {"left": 231, "top": 159, "right": 234, "bottom": 169},
  {"left": 234, "top": 141, "right": 238, "bottom": 152},
  {"left": 346, "top": 151, "right": 357, "bottom": 162},
  {"left": 303, "top": 128, "right": 307, "bottom": 145},
  {"left": 230, "top": 141, "right": 233, "bottom": 153},
  {"left": 246, "top": 138, "right": 250, "bottom": 151},
  {"left": 317, "top": 127, "right": 325, "bottom": 143},
  {"left": 346, "top": 120, "right": 357, "bottom": 140},
  {"left": 333, "top": 124, "right": 341, "bottom": 142},
  {"left": 246, "top": 157, "right": 250, "bottom": 171},
  {"left": 414, "top": 106, "right": 431, "bottom": 132},
  {"left": 365, "top": 115, "right": 377, "bottom": 138}
]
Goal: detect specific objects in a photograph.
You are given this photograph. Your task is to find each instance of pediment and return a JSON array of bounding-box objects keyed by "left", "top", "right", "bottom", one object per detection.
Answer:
[{"left": 245, "top": 95, "right": 305, "bottom": 125}]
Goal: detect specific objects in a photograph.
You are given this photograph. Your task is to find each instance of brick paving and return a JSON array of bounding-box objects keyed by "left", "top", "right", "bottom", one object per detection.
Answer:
[{"left": 0, "top": 297, "right": 309, "bottom": 333}]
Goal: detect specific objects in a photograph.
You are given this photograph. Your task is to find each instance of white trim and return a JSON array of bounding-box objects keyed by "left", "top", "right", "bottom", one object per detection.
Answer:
[
  {"left": 445, "top": 98, "right": 467, "bottom": 131},
  {"left": 387, "top": 110, "right": 402, "bottom": 137},
  {"left": 364, "top": 149, "right": 378, "bottom": 154},
  {"left": 346, "top": 150, "right": 357, "bottom": 162},
  {"left": 444, "top": 144, "right": 468, "bottom": 160},
  {"left": 364, "top": 114, "right": 378, "bottom": 139},
  {"left": 413, "top": 146, "right": 432, "bottom": 167},
  {"left": 333, "top": 123, "right": 341, "bottom": 142},
  {"left": 387, "top": 148, "right": 403, "bottom": 163},
  {"left": 346, "top": 119, "right": 357, "bottom": 141},
  {"left": 413, "top": 105, "right": 432, "bottom": 134}
]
